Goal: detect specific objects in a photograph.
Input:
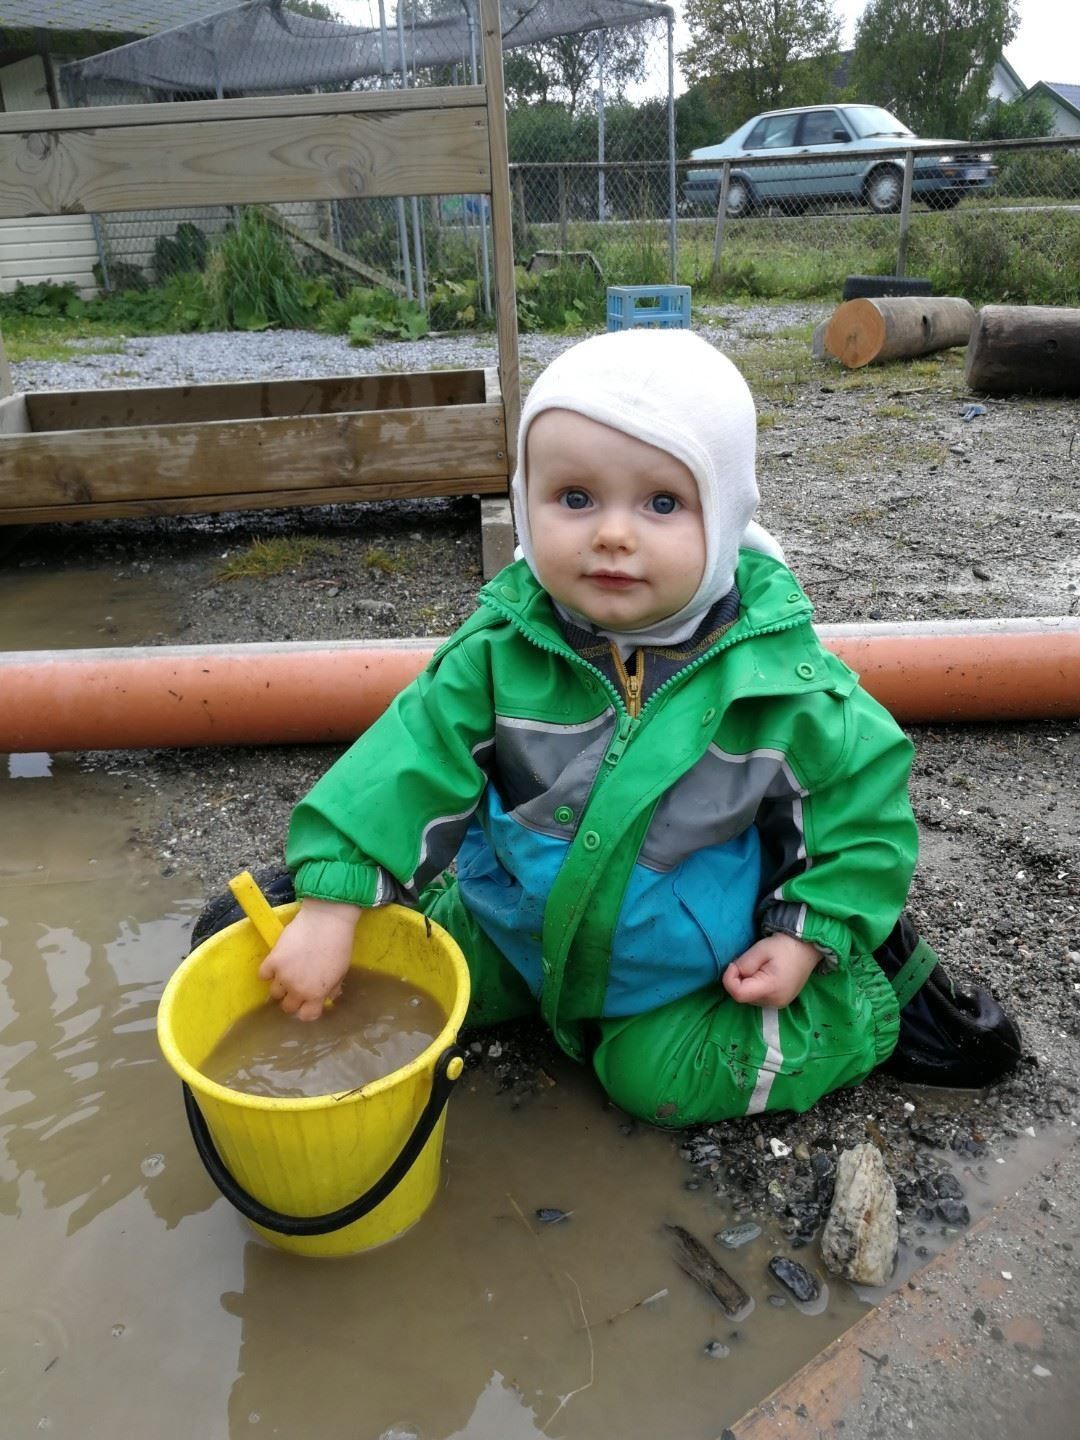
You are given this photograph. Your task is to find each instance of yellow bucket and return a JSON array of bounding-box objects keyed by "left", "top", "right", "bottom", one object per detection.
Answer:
[{"left": 157, "top": 877, "right": 470, "bottom": 1258}]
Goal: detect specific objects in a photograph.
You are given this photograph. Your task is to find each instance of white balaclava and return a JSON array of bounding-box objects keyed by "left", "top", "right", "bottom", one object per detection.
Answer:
[{"left": 511, "top": 329, "right": 784, "bottom": 643}]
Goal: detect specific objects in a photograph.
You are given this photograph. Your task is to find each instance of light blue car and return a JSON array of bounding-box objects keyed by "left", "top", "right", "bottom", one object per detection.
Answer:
[{"left": 684, "top": 104, "right": 997, "bottom": 217}]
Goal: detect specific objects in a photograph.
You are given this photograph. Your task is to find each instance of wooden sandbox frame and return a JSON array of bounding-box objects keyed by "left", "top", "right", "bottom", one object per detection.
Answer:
[{"left": 0, "top": 0, "right": 519, "bottom": 566}]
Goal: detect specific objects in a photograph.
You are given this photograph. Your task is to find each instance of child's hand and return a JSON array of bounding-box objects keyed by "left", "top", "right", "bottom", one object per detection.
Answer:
[
  {"left": 723, "top": 934, "right": 822, "bottom": 1009},
  {"left": 257, "top": 897, "right": 363, "bottom": 1021}
]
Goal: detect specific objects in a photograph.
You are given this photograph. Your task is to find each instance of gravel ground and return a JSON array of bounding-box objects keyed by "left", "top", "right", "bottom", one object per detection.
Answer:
[{"left": 7, "top": 308, "right": 1079, "bottom": 1265}]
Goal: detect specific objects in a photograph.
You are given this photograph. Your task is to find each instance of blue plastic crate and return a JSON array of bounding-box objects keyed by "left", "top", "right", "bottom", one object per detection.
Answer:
[{"left": 606, "top": 284, "right": 691, "bottom": 332}]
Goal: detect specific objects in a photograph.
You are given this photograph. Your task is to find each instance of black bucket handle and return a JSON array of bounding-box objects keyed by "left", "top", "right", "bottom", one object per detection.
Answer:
[{"left": 182, "top": 1043, "right": 466, "bottom": 1237}]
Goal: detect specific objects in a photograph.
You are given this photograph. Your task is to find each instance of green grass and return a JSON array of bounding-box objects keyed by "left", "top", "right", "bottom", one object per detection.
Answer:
[
  {"left": 218, "top": 537, "right": 331, "bottom": 581},
  {"left": 0, "top": 316, "right": 131, "bottom": 362}
]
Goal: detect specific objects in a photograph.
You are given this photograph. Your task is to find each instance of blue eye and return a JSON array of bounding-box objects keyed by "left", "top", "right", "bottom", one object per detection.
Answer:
[
  {"left": 561, "top": 489, "right": 591, "bottom": 510},
  {"left": 650, "top": 493, "right": 679, "bottom": 515}
]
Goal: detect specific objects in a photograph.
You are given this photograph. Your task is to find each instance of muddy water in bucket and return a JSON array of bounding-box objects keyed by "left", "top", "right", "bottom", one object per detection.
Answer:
[{"left": 202, "top": 973, "right": 446, "bottom": 1099}]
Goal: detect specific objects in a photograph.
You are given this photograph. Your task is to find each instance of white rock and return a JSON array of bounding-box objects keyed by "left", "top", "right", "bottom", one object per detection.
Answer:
[
  {"left": 820, "top": 1143, "right": 898, "bottom": 1287},
  {"left": 769, "top": 1138, "right": 791, "bottom": 1157}
]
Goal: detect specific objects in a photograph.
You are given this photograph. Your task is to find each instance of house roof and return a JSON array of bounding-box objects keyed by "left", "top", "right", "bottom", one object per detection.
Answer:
[
  {"left": 1025, "top": 80, "right": 1080, "bottom": 121},
  {"left": 1, "top": 0, "right": 234, "bottom": 38},
  {"left": 995, "top": 54, "right": 1026, "bottom": 93}
]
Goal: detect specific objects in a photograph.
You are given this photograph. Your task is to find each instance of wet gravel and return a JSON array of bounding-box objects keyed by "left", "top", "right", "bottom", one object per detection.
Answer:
[{"left": 6, "top": 309, "right": 1079, "bottom": 1270}]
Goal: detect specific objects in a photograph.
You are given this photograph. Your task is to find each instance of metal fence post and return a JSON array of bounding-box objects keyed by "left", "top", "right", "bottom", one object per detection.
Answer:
[
  {"left": 896, "top": 149, "right": 915, "bottom": 277},
  {"left": 711, "top": 161, "right": 732, "bottom": 282},
  {"left": 514, "top": 167, "right": 528, "bottom": 242},
  {"left": 558, "top": 165, "right": 569, "bottom": 252}
]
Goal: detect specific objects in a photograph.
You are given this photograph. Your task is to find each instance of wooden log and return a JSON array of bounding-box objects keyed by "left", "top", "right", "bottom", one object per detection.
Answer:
[
  {"left": 825, "top": 296, "right": 975, "bottom": 369},
  {"left": 965, "top": 304, "right": 1080, "bottom": 395}
]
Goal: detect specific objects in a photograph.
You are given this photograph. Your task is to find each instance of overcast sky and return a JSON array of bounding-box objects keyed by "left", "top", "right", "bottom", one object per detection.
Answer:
[{"left": 335, "top": 1, "right": 1077, "bottom": 90}]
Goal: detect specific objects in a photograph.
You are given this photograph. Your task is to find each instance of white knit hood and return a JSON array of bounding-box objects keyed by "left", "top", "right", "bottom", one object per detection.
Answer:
[{"left": 511, "top": 329, "right": 784, "bottom": 635}]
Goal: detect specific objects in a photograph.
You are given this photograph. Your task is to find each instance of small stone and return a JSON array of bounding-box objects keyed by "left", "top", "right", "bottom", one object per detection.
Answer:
[
  {"left": 769, "top": 1138, "right": 792, "bottom": 1158},
  {"left": 704, "top": 1341, "right": 730, "bottom": 1359},
  {"left": 794, "top": 1142, "right": 811, "bottom": 1162},
  {"left": 716, "top": 1222, "right": 762, "bottom": 1250},
  {"left": 933, "top": 1172, "right": 965, "bottom": 1201},
  {"left": 821, "top": 1144, "right": 899, "bottom": 1286},
  {"left": 535, "top": 1208, "right": 570, "bottom": 1225},
  {"left": 990, "top": 1326, "right": 1004, "bottom": 1341},
  {"left": 1001, "top": 1270, "right": 1013, "bottom": 1281},
  {"left": 972, "top": 564, "right": 990, "bottom": 581},
  {"left": 937, "top": 1199, "right": 970, "bottom": 1226},
  {"left": 767, "top": 1293, "right": 787, "bottom": 1308},
  {"left": 768, "top": 1255, "right": 820, "bottom": 1303},
  {"left": 972, "top": 1308, "right": 986, "bottom": 1326},
  {"left": 487, "top": 1042, "right": 503, "bottom": 1058},
  {"left": 1032, "top": 1365, "right": 1052, "bottom": 1378}
]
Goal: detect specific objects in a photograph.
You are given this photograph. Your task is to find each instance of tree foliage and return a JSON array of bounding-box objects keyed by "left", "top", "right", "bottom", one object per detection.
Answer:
[
  {"left": 681, "top": 0, "right": 841, "bottom": 133},
  {"left": 505, "top": 28, "right": 649, "bottom": 115},
  {"left": 972, "top": 94, "right": 1055, "bottom": 141},
  {"left": 849, "top": 0, "right": 1019, "bottom": 137}
]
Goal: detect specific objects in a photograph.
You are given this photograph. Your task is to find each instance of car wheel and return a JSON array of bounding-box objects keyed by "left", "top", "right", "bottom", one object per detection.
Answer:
[
  {"left": 725, "top": 176, "right": 754, "bottom": 218},
  {"left": 865, "top": 166, "right": 903, "bottom": 214}
]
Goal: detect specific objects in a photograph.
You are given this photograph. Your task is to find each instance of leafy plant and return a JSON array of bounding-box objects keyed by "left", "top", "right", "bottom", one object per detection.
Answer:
[
  {"left": 202, "top": 211, "right": 314, "bottom": 331},
  {"left": 0, "top": 281, "right": 86, "bottom": 319},
  {"left": 318, "top": 285, "right": 428, "bottom": 346}
]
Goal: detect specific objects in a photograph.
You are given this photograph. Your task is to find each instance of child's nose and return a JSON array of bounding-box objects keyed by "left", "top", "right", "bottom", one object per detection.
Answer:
[{"left": 592, "top": 508, "right": 636, "bottom": 551}]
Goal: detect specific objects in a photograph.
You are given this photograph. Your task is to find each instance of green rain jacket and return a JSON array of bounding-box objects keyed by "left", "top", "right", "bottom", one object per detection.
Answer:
[{"left": 288, "top": 549, "right": 919, "bottom": 1058}]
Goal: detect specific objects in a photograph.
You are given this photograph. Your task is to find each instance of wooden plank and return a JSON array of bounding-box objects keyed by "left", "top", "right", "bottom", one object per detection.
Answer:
[
  {"left": 481, "top": 0, "right": 521, "bottom": 469},
  {"left": 0, "top": 239, "right": 100, "bottom": 261},
  {"left": 254, "top": 204, "right": 405, "bottom": 297},
  {"left": 0, "top": 474, "right": 509, "bottom": 526},
  {"left": 0, "top": 85, "right": 486, "bottom": 134},
  {"left": 0, "top": 403, "right": 508, "bottom": 508},
  {"left": 23, "top": 369, "right": 489, "bottom": 431},
  {"left": 0, "top": 108, "right": 490, "bottom": 218}
]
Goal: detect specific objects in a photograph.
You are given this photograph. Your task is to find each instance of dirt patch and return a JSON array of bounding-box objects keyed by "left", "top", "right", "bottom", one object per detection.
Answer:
[{"left": 4, "top": 311, "right": 1078, "bottom": 1263}]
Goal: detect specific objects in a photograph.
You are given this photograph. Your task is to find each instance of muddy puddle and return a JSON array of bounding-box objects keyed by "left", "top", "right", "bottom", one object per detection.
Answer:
[
  {"left": 0, "top": 564, "right": 171, "bottom": 651},
  {"left": 0, "top": 759, "right": 1063, "bottom": 1440}
]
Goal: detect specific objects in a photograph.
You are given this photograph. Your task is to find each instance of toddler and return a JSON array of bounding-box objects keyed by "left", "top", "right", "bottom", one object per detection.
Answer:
[{"left": 248, "top": 329, "right": 1020, "bottom": 1124}]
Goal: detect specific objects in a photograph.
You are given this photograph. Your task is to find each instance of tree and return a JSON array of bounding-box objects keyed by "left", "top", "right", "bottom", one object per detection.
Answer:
[
  {"left": 972, "top": 94, "right": 1055, "bottom": 141},
  {"left": 849, "top": 0, "right": 1019, "bottom": 138},
  {"left": 515, "top": 28, "right": 650, "bottom": 117},
  {"left": 681, "top": 0, "right": 841, "bottom": 134}
]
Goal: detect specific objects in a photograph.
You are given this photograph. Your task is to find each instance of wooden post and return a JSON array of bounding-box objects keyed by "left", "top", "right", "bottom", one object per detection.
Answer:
[
  {"left": 0, "top": 326, "right": 12, "bottom": 399},
  {"left": 711, "top": 160, "right": 732, "bottom": 282},
  {"left": 896, "top": 149, "right": 915, "bottom": 277},
  {"left": 558, "top": 165, "right": 569, "bottom": 251},
  {"left": 965, "top": 305, "right": 1080, "bottom": 395},
  {"left": 480, "top": 0, "right": 520, "bottom": 473},
  {"left": 825, "top": 296, "right": 975, "bottom": 369}
]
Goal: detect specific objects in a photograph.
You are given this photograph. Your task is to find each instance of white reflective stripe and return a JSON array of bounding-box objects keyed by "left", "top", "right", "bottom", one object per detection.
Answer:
[
  {"left": 496, "top": 708, "right": 613, "bottom": 737},
  {"left": 706, "top": 742, "right": 809, "bottom": 799},
  {"left": 745, "top": 1006, "right": 783, "bottom": 1115}
]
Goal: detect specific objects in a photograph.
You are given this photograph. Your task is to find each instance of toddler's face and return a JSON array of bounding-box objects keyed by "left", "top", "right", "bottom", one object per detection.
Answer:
[{"left": 526, "top": 409, "right": 706, "bottom": 631}]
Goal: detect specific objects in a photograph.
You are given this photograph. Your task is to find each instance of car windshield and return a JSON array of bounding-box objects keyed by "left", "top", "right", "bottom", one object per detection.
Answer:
[{"left": 845, "top": 106, "right": 914, "bottom": 139}]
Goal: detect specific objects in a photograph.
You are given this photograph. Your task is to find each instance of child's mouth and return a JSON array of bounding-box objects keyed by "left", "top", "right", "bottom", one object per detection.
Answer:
[{"left": 589, "top": 571, "right": 641, "bottom": 589}]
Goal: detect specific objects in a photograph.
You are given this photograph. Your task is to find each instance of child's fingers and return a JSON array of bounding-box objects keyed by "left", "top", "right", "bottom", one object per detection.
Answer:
[
  {"left": 257, "top": 955, "right": 277, "bottom": 981},
  {"left": 296, "top": 998, "right": 325, "bottom": 1022}
]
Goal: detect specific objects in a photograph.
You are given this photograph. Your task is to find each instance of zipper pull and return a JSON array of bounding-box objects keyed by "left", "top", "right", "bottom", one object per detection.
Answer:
[
  {"left": 625, "top": 674, "right": 641, "bottom": 718},
  {"left": 604, "top": 714, "right": 634, "bottom": 766}
]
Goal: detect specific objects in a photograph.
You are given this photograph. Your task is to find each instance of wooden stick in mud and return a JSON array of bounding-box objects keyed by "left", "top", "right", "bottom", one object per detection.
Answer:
[
  {"left": 825, "top": 296, "right": 975, "bottom": 369},
  {"left": 666, "top": 1224, "right": 751, "bottom": 1316},
  {"left": 965, "top": 304, "right": 1080, "bottom": 395}
]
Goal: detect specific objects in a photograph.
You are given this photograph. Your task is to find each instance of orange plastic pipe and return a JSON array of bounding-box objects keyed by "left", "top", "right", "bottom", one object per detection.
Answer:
[{"left": 1, "top": 619, "right": 1077, "bottom": 754}]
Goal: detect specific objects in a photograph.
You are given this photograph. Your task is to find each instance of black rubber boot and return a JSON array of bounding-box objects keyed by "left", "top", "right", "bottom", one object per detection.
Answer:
[
  {"left": 873, "top": 913, "right": 1024, "bottom": 1088},
  {"left": 189, "top": 867, "right": 295, "bottom": 951}
]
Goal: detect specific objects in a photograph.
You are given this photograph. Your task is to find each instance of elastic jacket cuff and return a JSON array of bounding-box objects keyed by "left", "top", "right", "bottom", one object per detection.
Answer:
[
  {"left": 760, "top": 907, "right": 855, "bottom": 969},
  {"left": 291, "top": 859, "right": 387, "bottom": 908}
]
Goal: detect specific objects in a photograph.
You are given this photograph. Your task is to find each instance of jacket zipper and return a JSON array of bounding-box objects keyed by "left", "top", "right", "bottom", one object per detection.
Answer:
[{"left": 609, "top": 644, "right": 645, "bottom": 718}]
